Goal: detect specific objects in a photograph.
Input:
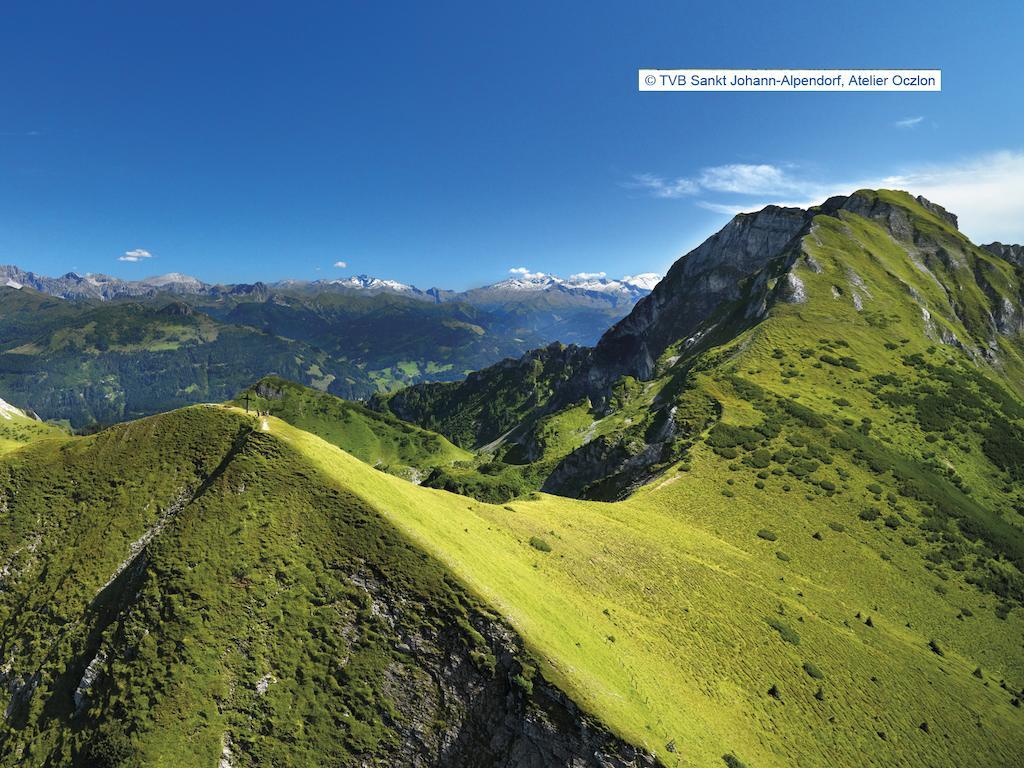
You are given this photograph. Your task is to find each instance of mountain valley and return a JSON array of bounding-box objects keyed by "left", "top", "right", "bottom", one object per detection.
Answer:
[
  {"left": 0, "top": 190, "right": 1022, "bottom": 767},
  {"left": 0, "top": 269, "right": 656, "bottom": 428}
]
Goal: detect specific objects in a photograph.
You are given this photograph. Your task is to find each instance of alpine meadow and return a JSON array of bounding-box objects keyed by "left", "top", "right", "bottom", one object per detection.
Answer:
[
  {"left": 3, "top": 3, "right": 1024, "bottom": 765},
  {"left": 0, "top": 188, "right": 1022, "bottom": 767}
]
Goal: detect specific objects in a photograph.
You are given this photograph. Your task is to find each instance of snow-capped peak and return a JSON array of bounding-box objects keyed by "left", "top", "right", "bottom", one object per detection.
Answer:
[
  {"left": 492, "top": 270, "right": 661, "bottom": 295},
  {"left": 329, "top": 274, "right": 415, "bottom": 292},
  {"left": 492, "top": 273, "right": 562, "bottom": 291},
  {"left": 563, "top": 273, "right": 662, "bottom": 294},
  {"left": 4, "top": 278, "right": 22, "bottom": 290},
  {"left": 619, "top": 272, "right": 661, "bottom": 291},
  {"left": 143, "top": 272, "right": 205, "bottom": 287}
]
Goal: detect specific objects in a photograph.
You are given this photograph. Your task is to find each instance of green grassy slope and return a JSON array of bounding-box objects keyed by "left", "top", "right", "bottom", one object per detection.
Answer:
[
  {"left": 0, "top": 401, "right": 65, "bottom": 455},
  {"left": 280, "top": 407, "right": 1023, "bottom": 768},
  {"left": 353, "top": 190, "right": 1024, "bottom": 764},
  {"left": 232, "top": 376, "right": 471, "bottom": 480},
  {"left": 0, "top": 406, "right": 645, "bottom": 767},
  {"left": 378, "top": 342, "right": 593, "bottom": 449},
  {"left": 2, "top": 382, "right": 1020, "bottom": 765},
  {"left": 2, "top": 190, "right": 1021, "bottom": 766}
]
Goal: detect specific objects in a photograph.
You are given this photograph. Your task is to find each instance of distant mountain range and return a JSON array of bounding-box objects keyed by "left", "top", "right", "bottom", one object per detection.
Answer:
[
  {"left": 0, "top": 264, "right": 660, "bottom": 427},
  {"left": 0, "top": 266, "right": 225, "bottom": 300},
  {"left": 0, "top": 264, "right": 660, "bottom": 306}
]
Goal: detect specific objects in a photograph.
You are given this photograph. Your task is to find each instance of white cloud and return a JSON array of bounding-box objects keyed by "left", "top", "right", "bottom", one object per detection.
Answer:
[
  {"left": 697, "top": 164, "right": 803, "bottom": 195},
  {"left": 681, "top": 149, "right": 1024, "bottom": 245},
  {"left": 895, "top": 116, "right": 924, "bottom": 128},
  {"left": 333, "top": 260, "right": 347, "bottom": 268},
  {"left": 627, "top": 163, "right": 808, "bottom": 199},
  {"left": 118, "top": 248, "right": 153, "bottom": 262},
  {"left": 509, "top": 267, "right": 547, "bottom": 279},
  {"left": 623, "top": 173, "right": 699, "bottom": 199},
  {"left": 569, "top": 271, "right": 606, "bottom": 280},
  {"left": 877, "top": 150, "right": 1024, "bottom": 243}
]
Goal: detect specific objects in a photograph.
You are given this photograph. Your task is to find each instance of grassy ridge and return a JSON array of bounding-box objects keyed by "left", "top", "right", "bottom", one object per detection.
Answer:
[
  {"left": 0, "top": 406, "right": 542, "bottom": 766},
  {"left": 279, "top": 407, "right": 1023, "bottom": 767},
  {"left": 232, "top": 376, "right": 471, "bottom": 479}
]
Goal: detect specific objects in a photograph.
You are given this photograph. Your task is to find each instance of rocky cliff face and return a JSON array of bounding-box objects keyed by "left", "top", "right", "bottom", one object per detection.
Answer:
[
  {"left": 590, "top": 205, "right": 811, "bottom": 386},
  {"left": 541, "top": 435, "right": 669, "bottom": 500},
  {"left": 346, "top": 569, "right": 659, "bottom": 768},
  {"left": 587, "top": 190, "right": 1006, "bottom": 391},
  {"left": 983, "top": 242, "right": 1024, "bottom": 268}
]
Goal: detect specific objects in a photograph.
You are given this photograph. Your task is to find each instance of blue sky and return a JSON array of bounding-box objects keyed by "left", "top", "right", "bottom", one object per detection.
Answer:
[{"left": 1, "top": 1, "right": 1021, "bottom": 289}]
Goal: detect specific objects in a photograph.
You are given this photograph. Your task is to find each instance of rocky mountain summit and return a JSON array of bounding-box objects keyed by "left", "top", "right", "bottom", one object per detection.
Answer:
[
  {"left": 592, "top": 203, "right": 809, "bottom": 384},
  {"left": 590, "top": 191, "right": 989, "bottom": 390},
  {"left": 380, "top": 189, "right": 1024, "bottom": 501}
]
